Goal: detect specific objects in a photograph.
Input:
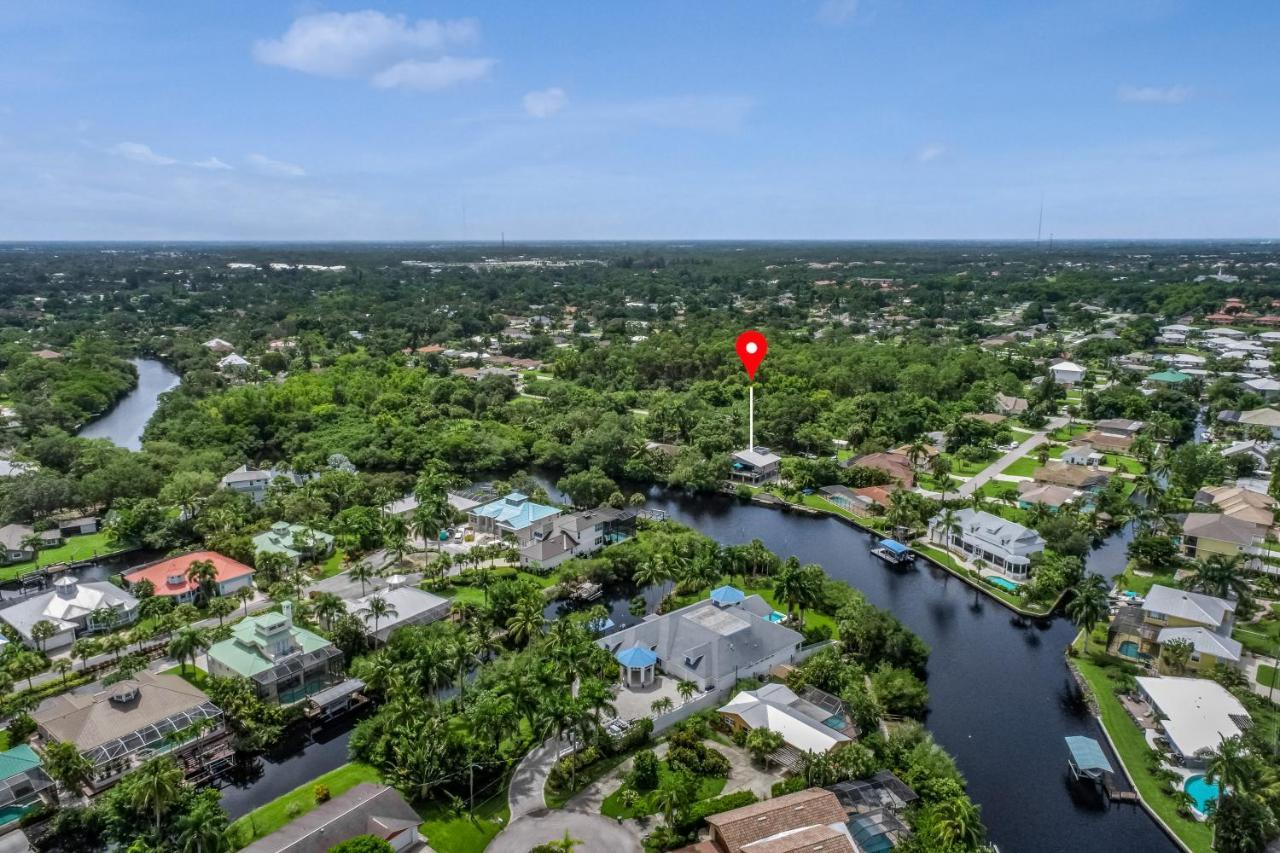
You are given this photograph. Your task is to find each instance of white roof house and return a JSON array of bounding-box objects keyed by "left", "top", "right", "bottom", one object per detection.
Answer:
[
  {"left": 0, "top": 577, "right": 138, "bottom": 650},
  {"left": 1136, "top": 676, "right": 1251, "bottom": 763},
  {"left": 930, "top": 508, "right": 1045, "bottom": 578},
  {"left": 719, "top": 683, "right": 850, "bottom": 754},
  {"left": 342, "top": 581, "right": 450, "bottom": 643},
  {"left": 203, "top": 338, "right": 235, "bottom": 353},
  {"left": 1049, "top": 361, "right": 1086, "bottom": 385},
  {"left": 217, "top": 353, "right": 251, "bottom": 371}
]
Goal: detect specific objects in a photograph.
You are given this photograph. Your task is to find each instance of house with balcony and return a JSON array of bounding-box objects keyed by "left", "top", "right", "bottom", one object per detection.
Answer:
[
  {"left": 1107, "top": 584, "right": 1240, "bottom": 673},
  {"left": 124, "top": 551, "right": 256, "bottom": 604},
  {"left": 730, "top": 447, "right": 782, "bottom": 486},
  {"left": 1180, "top": 512, "right": 1264, "bottom": 562},
  {"left": 467, "top": 492, "right": 561, "bottom": 539},
  {"left": 206, "top": 602, "right": 343, "bottom": 705},
  {"left": 220, "top": 464, "right": 307, "bottom": 504},
  {"left": 928, "top": 508, "right": 1045, "bottom": 579},
  {"left": 0, "top": 576, "right": 138, "bottom": 651},
  {"left": 32, "top": 671, "right": 226, "bottom": 793},
  {"left": 252, "top": 522, "right": 335, "bottom": 566},
  {"left": 518, "top": 506, "right": 639, "bottom": 571}
]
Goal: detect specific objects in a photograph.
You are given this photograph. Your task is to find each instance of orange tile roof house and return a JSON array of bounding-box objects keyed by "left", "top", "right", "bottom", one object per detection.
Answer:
[
  {"left": 124, "top": 551, "right": 255, "bottom": 604},
  {"left": 705, "top": 788, "right": 851, "bottom": 853},
  {"left": 845, "top": 452, "right": 915, "bottom": 488}
]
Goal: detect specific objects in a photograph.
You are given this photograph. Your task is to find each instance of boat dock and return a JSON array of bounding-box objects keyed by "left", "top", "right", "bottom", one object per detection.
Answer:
[{"left": 871, "top": 539, "right": 915, "bottom": 565}]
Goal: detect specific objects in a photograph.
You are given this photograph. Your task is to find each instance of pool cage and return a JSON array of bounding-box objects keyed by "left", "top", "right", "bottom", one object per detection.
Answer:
[
  {"left": 828, "top": 771, "right": 919, "bottom": 813},
  {"left": 848, "top": 808, "right": 911, "bottom": 853},
  {"left": 251, "top": 646, "right": 344, "bottom": 704},
  {"left": 81, "top": 701, "right": 223, "bottom": 778},
  {"left": 0, "top": 765, "right": 52, "bottom": 810}
]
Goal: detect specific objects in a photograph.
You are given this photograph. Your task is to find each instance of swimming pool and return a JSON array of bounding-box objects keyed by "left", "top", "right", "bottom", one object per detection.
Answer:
[
  {"left": 1117, "top": 640, "right": 1140, "bottom": 659},
  {"left": 767, "top": 611, "right": 786, "bottom": 623},
  {"left": 986, "top": 576, "right": 1020, "bottom": 593},
  {"left": 1185, "top": 774, "right": 1221, "bottom": 814}
]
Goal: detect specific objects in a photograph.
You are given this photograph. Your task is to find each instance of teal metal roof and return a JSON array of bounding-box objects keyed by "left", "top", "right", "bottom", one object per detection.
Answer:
[
  {"left": 710, "top": 585, "right": 745, "bottom": 606},
  {"left": 1065, "top": 736, "right": 1114, "bottom": 773},
  {"left": 1147, "top": 370, "right": 1192, "bottom": 383},
  {"left": 0, "top": 745, "right": 40, "bottom": 780},
  {"left": 471, "top": 492, "right": 559, "bottom": 529},
  {"left": 616, "top": 645, "right": 658, "bottom": 668}
]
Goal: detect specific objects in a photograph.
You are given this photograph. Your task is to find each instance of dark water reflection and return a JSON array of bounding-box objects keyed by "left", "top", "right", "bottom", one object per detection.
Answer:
[{"left": 78, "top": 357, "right": 179, "bottom": 450}]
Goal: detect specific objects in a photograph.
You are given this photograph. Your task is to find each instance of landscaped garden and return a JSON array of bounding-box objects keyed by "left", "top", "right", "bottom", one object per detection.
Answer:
[
  {"left": 417, "top": 787, "right": 510, "bottom": 853},
  {"left": 598, "top": 729, "right": 731, "bottom": 820},
  {"left": 599, "top": 754, "right": 727, "bottom": 818}
]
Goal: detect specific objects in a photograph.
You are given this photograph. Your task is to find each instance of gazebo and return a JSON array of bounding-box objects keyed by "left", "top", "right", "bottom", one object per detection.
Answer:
[
  {"left": 615, "top": 645, "right": 658, "bottom": 688},
  {"left": 710, "top": 585, "right": 745, "bottom": 607}
]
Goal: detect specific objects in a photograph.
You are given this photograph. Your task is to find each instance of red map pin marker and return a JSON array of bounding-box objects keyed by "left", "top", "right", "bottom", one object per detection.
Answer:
[{"left": 736, "top": 330, "right": 767, "bottom": 380}]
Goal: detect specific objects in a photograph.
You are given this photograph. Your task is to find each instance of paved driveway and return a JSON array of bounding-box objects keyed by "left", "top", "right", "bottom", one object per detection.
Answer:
[{"left": 954, "top": 416, "right": 1068, "bottom": 498}]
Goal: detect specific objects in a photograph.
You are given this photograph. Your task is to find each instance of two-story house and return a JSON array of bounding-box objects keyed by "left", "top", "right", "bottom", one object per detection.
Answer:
[
  {"left": 929, "top": 508, "right": 1045, "bottom": 579},
  {"left": 729, "top": 447, "right": 782, "bottom": 486},
  {"left": 518, "top": 507, "right": 639, "bottom": 571},
  {"left": 1107, "top": 584, "right": 1241, "bottom": 673}
]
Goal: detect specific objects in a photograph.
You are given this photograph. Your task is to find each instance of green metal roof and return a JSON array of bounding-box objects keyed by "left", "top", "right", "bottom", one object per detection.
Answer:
[
  {"left": 207, "top": 612, "right": 334, "bottom": 677},
  {"left": 0, "top": 745, "right": 41, "bottom": 780},
  {"left": 1147, "top": 370, "right": 1192, "bottom": 383}
]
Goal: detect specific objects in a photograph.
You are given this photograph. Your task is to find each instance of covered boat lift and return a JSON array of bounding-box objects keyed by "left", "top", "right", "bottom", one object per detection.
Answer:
[{"left": 871, "top": 538, "right": 914, "bottom": 565}]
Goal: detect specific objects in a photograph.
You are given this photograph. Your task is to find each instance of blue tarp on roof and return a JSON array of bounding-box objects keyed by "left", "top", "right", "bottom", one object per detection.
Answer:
[
  {"left": 879, "top": 539, "right": 909, "bottom": 555},
  {"left": 616, "top": 645, "right": 658, "bottom": 668},
  {"left": 1065, "top": 736, "right": 1114, "bottom": 773},
  {"left": 710, "top": 585, "right": 746, "bottom": 606}
]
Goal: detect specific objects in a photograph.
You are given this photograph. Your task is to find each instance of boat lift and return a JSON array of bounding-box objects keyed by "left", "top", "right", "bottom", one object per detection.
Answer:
[{"left": 871, "top": 538, "right": 915, "bottom": 566}]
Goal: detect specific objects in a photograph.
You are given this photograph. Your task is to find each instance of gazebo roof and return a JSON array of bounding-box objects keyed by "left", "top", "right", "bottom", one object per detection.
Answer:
[
  {"left": 710, "top": 585, "right": 746, "bottom": 606},
  {"left": 615, "top": 645, "right": 658, "bottom": 668}
]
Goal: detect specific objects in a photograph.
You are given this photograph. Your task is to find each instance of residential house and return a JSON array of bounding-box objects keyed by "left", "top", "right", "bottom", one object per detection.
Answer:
[
  {"left": 994, "top": 393, "right": 1029, "bottom": 416},
  {"left": 32, "top": 671, "right": 225, "bottom": 792},
  {"left": 0, "top": 576, "right": 138, "bottom": 651},
  {"left": 1059, "top": 443, "right": 1102, "bottom": 467},
  {"left": 730, "top": 447, "right": 783, "bottom": 486},
  {"left": 1050, "top": 361, "right": 1086, "bottom": 386},
  {"left": 929, "top": 508, "right": 1045, "bottom": 579},
  {"left": 1016, "top": 481, "right": 1077, "bottom": 511},
  {"left": 203, "top": 338, "right": 235, "bottom": 353},
  {"left": 342, "top": 578, "right": 450, "bottom": 643},
  {"left": 1147, "top": 369, "right": 1194, "bottom": 386},
  {"left": 1219, "top": 407, "right": 1280, "bottom": 439},
  {"left": 240, "top": 783, "right": 425, "bottom": 853},
  {"left": 217, "top": 353, "right": 252, "bottom": 373},
  {"left": 0, "top": 524, "right": 35, "bottom": 565},
  {"left": 599, "top": 590, "right": 805, "bottom": 693},
  {"left": 1194, "top": 486, "right": 1275, "bottom": 529},
  {"left": 1180, "top": 512, "right": 1263, "bottom": 560},
  {"left": 220, "top": 464, "right": 306, "bottom": 504},
  {"left": 1135, "top": 676, "right": 1251, "bottom": 768},
  {"left": 124, "top": 551, "right": 256, "bottom": 604},
  {"left": 1107, "top": 585, "right": 1240, "bottom": 673},
  {"left": 719, "top": 683, "right": 854, "bottom": 758},
  {"left": 0, "top": 745, "right": 52, "bottom": 825},
  {"left": 845, "top": 452, "right": 915, "bottom": 489},
  {"left": 518, "top": 506, "right": 638, "bottom": 571},
  {"left": 1032, "top": 463, "right": 1109, "bottom": 491},
  {"left": 1243, "top": 378, "right": 1280, "bottom": 400},
  {"left": 468, "top": 492, "right": 561, "bottom": 539},
  {"left": 705, "top": 788, "right": 854, "bottom": 853},
  {"left": 206, "top": 602, "right": 344, "bottom": 704},
  {"left": 252, "top": 522, "right": 335, "bottom": 566},
  {"left": 819, "top": 485, "right": 893, "bottom": 517},
  {"left": 1221, "top": 440, "right": 1272, "bottom": 473},
  {"left": 55, "top": 516, "right": 99, "bottom": 536}
]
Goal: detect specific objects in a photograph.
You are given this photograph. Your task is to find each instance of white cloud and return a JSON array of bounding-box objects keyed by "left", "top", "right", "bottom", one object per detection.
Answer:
[
  {"left": 253, "top": 10, "right": 478, "bottom": 77},
  {"left": 1117, "top": 84, "right": 1193, "bottom": 104},
  {"left": 918, "top": 144, "right": 946, "bottom": 162},
  {"left": 817, "top": 0, "right": 859, "bottom": 25},
  {"left": 371, "top": 56, "right": 495, "bottom": 91},
  {"left": 602, "top": 96, "right": 754, "bottom": 132},
  {"left": 111, "top": 141, "right": 177, "bottom": 166},
  {"left": 523, "top": 87, "right": 568, "bottom": 118},
  {"left": 193, "top": 156, "right": 233, "bottom": 170},
  {"left": 246, "top": 153, "right": 306, "bottom": 177}
]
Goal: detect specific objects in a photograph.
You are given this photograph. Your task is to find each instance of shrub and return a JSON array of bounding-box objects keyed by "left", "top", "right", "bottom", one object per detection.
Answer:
[
  {"left": 7, "top": 713, "right": 35, "bottom": 744},
  {"left": 631, "top": 749, "right": 659, "bottom": 791},
  {"left": 314, "top": 784, "right": 331, "bottom": 804},
  {"left": 771, "top": 776, "right": 808, "bottom": 797},
  {"left": 677, "top": 790, "right": 758, "bottom": 832}
]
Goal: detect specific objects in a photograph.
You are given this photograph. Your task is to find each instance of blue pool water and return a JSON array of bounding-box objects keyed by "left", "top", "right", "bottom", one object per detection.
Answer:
[
  {"left": 987, "top": 576, "right": 1020, "bottom": 593},
  {"left": 767, "top": 611, "right": 786, "bottom": 623},
  {"left": 1118, "top": 641, "right": 1140, "bottom": 659},
  {"left": 1185, "top": 774, "right": 1220, "bottom": 814}
]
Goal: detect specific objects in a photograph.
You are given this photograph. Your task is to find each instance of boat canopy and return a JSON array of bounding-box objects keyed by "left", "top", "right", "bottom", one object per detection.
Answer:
[
  {"left": 879, "top": 539, "right": 909, "bottom": 556},
  {"left": 1065, "top": 736, "right": 1114, "bottom": 774}
]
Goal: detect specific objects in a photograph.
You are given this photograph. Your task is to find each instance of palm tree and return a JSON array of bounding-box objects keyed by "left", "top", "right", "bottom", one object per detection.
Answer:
[
  {"left": 1066, "top": 575, "right": 1110, "bottom": 654},
  {"left": 773, "top": 561, "right": 822, "bottom": 625},
  {"left": 650, "top": 696, "right": 674, "bottom": 715},
  {"left": 349, "top": 561, "right": 377, "bottom": 596},
  {"left": 929, "top": 797, "right": 985, "bottom": 849},
  {"left": 167, "top": 627, "right": 209, "bottom": 675},
  {"left": 932, "top": 506, "right": 962, "bottom": 549},
  {"left": 102, "top": 633, "right": 128, "bottom": 662},
  {"left": 1207, "top": 735, "right": 1257, "bottom": 795},
  {"left": 358, "top": 595, "right": 398, "bottom": 642},
  {"left": 129, "top": 756, "right": 185, "bottom": 835},
  {"left": 676, "top": 679, "right": 697, "bottom": 705},
  {"left": 185, "top": 559, "right": 219, "bottom": 603},
  {"left": 311, "top": 592, "right": 346, "bottom": 630},
  {"left": 30, "top": 619, "right": 57, "bottom": 653},
  {"left": 1161, "top": 637, "right": 1194, "bottom": 675},
  {"left": 412, "top": 470, "right": 453, "bottom": 560},
  {"left": 381, "top": 513, "right": 410, "bottom": 568},
  {"left": 505, "top": 597, "right": 545, "bottom": 646},
  {"left": 42, "top": 740, "right": 93, "bottom": 795},
  {"left": 235, "top": 585, "right": 255, "bottom": 616},
  {"left": 174, "top": 785, "right": 230, "bottom": 853},
  {"left": 632, "top": 559, "right": 670, "bottom": 590},
  {"left": 1183, "top": 554, "right": 1252, "bottom": 604},
  {"left": 652, "top": 772, "right": 695, "bottom": 828}
]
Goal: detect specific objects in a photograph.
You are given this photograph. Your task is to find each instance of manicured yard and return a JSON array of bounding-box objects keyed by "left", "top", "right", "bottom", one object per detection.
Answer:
[
  {"left": 448, "top": 570, "right": 556, "bottom": 606},
  {"left": 1257, "top": 664, "right": 1280, "bottom": 691},
  {"left": 0, "top": 532, "right": 117, "bottom": 580},
  {"left": 977, "top": 480, "right": 1019, "bottom": 501},
  {"left": 1114, "top": 569, "right": 1177, "bottom": 597},
  {"left": 1070, "top": 650, "right": 1213, "bottom": 852},
  {"left": 1234, "top": 610, "right": 1280, "bottom": 657},
  {"left": 943, "top": 453, "right": 996, "bottom": 477},
  {"left": 1049, "top": 423, "right": 1089, "bottom": 441},
  {"left": 418, "top": 788, "right": 509, "bottom": 853},
  {"left": 161, "top": 664, "right": 212, "bottom": 691},
  {"left": 600, "top": 761, "right": 726, "bottom": 818},
  {"left": 1009, "top": 428, "right": 1035, "bottom": 441},
  {"left": 913, "top": 544, "right": 1045, "bottom": 614},
  {"left": 314, "top": 549, "right": 346, "bottom": 579},
  {"left": 1104, "top": 454, "right": 1146, "bottom": 475},
  {"left": 228, "top": 762, "right": 382, "bottom": 848},
  {"left": 1000, "top": 457, "right": 1039, "bottom": 478},
  {"left": 800, "top": 493, "right": 860, "bottom": 521}
]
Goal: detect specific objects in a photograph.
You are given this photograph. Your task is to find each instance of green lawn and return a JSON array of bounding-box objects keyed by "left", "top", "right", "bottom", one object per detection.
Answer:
[
  {"left": 1115, "top": 569, "right": 1177, "bottom": 597},
  {"left": 448, "top": 570, "right": 556, "bottom": 606},
  {"left": 161, "top": 664, "right": 211, "bottom": 691},
  {"left": 943, "top": 453, "right": 996, "bottom": 477},
  {"left": 314, "top": 550, "right": 346, "bottom": 579},
  {"left": 1000, "top": 457, "right": 1039, "bottom": 478},
  {"left": 228, "top": 762, "right": 382, "bottom": 848},
  {"left": 1104, "top": 454, "right": 1146, "bottom": 475},
  {"left": 800, "top": 493, "right": 860, "bottom": 521},
  {"left": 1010, "top": 428, "right": 1035, "bottom": 441},
  {"left": 913, "top": 544, "right": 1045, "bottom": 613},
  {"left": 977, "top": 480, "right": 1019, "bottom": 501},
  {"left": 1070, "top": 651, "right": 1214, "bottom": 852},
  {"left": 600, "top": 762, "right": 726, "bottom": 818},
  {"left": 417, "top": 789, "right": 509, "bottom": 853},
  {"left": 0, "top": 532, "right": 117, "bottom": 580},
  {"left": 1257, "top": 664, "right": 1280, "bottom": 692},
  {"left": 1049, "top": 423, "right": 1089, "bottom": 441},
  {"left": 1234, "top": 611, "right": 1280, "bottom": 657}
]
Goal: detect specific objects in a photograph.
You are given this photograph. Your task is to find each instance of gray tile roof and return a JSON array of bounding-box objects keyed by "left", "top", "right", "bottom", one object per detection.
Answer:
[{"left": 240, "top": 783, "right": 421, "bottom": 853}]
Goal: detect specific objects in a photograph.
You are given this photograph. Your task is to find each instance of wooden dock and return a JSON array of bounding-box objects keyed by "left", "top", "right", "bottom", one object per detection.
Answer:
[{"left": 1105, "top": 784, "right": 1140, "bottom": 804}]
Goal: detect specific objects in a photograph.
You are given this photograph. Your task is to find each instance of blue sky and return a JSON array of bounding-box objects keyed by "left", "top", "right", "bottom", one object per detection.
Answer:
[{"left": 1, "top": 1, "right": 1277, "bottom": 240}]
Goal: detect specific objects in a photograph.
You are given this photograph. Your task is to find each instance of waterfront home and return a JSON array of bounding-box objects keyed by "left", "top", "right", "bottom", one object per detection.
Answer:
[
  {"left": 705, "top": 788, "right": 854, "bottom": 853},
  {"left": 220, "top": 464, "right": 307, "bottom": 504},
  {"left": 845, "top": 451, "right": 915, "bottom": 488},
  {"left": 124, "top": 550, "right": 255, "bottom": 603},
  {"left": 1016, "top": 481, "right": 1077, "bottom": 511},
  {"left": 819, "top": 484, "right": 893, "bottom": 517},
  {"left": 467, "top": 491, "right": 561, "bottom": 539},
  {"left": 0, "top": 745, "right": 52, "bottom": 825},
  {"left": 1193, "top": 485, "right": 1275, "bottom": 529},
  {"left": 928, "top": 508, "right": 1045, "bottom": 579},
  {"left": 240, "top": 783, "right": 425, "bottom": 853},
  {"left": 342, "top": 578, "right": 450, "bottom": 643},
  {"left": 1032, "top": 462, "right": 1109, "bottom": 491},
  {"left": 1221, "top": 440, "right": 1271, "bottom": 473},
  {"left": 216, "top": 353, "right": 251, "bottom": 373},
  {"left": 1107, "top": 585, "right": 1240, "bottom": 673},
  {"left": 0, "top": 576, "right": 138, "bottom": 651},
  {"left": 994, "top": 393, "right": 1029, "bottom": 416},
  {"left": 518, "top": 506, "right": 638, "bottom": 570},
  {"left": 730, "top": 447, "right": 783, "bottom": 486},
  {"left": 252, "top": 521, "right": 335, "bottom": 566},
  {"left": 1059, "top": 442, "right": 1102, "bottom": 467},
  {"left": 32, "top": 671, "right": 225, "bottom": 792},
  {"left": 206, "top": 602, "right": 343, "bottom": 704},
  {"left": 1050, "top": 361, "right": 1085, "bottom": 387},
  {"left": 598, "top": 589, "right": 804, "bottom": 692},
  {"left": 1135, "top": 676, "right": 1251, "bottom": 767},
  {"left": 1219, "top": 407, "right": 1280, "bottom": 439},
  {"left": 0, "top": 524, "right": 35, "bottom": 565},
  {"left": 1180, "top": 512, "right": 1264, "bottom": 560},
  {"left": 719, "top": 683, "right": 853, "bottom": 759}
]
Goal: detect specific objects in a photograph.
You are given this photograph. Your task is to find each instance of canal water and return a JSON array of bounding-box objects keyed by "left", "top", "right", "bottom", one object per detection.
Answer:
[
  {"left": 627, "top": 491, "right": 1172, "bottom": 853},
  {"left": 77, "top": 357, "right": 179, "bottom": 450}
]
